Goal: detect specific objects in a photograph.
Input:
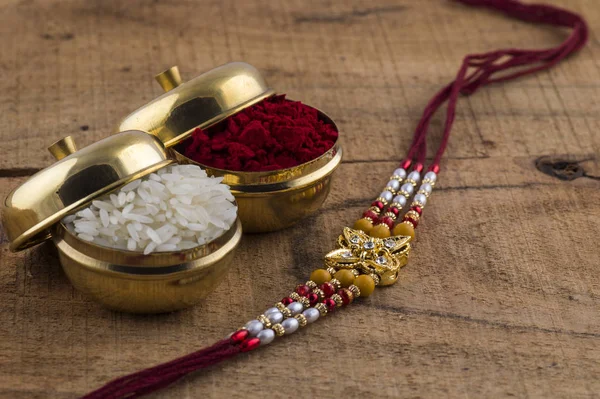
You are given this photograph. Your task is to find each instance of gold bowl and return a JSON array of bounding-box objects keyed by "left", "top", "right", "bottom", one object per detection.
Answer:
[
  {"left": 117, "top": 62, "right": 343, "bottom": 232},
  {"left": 54, "top": 219, "right": 242, "bottom": 313},
  {"left": 172, "top": 112, "right": 342, "bottom": 232}
]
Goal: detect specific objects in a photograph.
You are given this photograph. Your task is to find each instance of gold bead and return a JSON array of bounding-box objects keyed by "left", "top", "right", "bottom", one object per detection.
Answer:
[
  {"left": 353, "top": 218, "right": 374, "bottom": 234},
  {"left": 334, "top": 269, "right": 355, "bottom": 288},
  {"left": 299, "top": 296, "right": 310, "bottom": 308},
  {"left": 370, "top": 273, "right": 381, "bottom": 286},
  {"left": 368, "top": 206, "right": 380, "bottom": 213},
  {"left": 405, "top": 210, "right": 420, "bottom": 220},
  {"left": 354, "top": 275, "right": 376, "bottom": 297},
  {"left": 392, "top": 222, "right": 415, "bottom": 240},
  {"left": 330, "top": 278, "right": 342, "bottom": 290},
  {"left": 314, "top": 303, "right": 328, "bottom": 316},
  {"left": 331, "top": 294, "right": 343, "bottom": 307},
  {"left": 306, "top": 280, "right": 317, "bottom": 289},
  {"left": 383, "top": 211, "right": 397, "bottom": 219},
  {"left": 313, "top": 288, "right": 324, "bottom": 300},
  {"left": 405, "top": 178, "right": 417, "bottom": 186},
  {"left": 280, "top": 307, "right": 292, "bottom": 317},
  {"left": 376, "top": 197, "right": 388, "bottom": 205},
  {"left": 295, "top": 314, "right": 307, "bottom": 327},
  {"left": 275, "top": 302, "right": 286, "bottom": 311},
  {"left": 272, "top": 324, "right": 285, "bottom": 336},
  {"left": 310, "top": 269, "right": 331, "bottom": 285},
  {"left": 351, "top": 269, "right": 360, "bottom": 277},
  {"left": 370, "top": 224, "right": 391, "bottom": 238},
  {"left": 411, "top": 201, "right": 425, "bottom": 208},
  {"left": 349, "top": 284, "right": 361, "bottom": 298},
  {"left": 257, "top": 314, "right": 272, "bottom": 328},
  {"left": 326, "top": 267, "right": 337, "bottom": 276},
  {"left": 290, "top": 292, "right": 302, "bottom": 302}
]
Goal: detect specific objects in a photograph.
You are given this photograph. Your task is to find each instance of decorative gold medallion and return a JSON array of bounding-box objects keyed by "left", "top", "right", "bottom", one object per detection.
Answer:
[{"left": 324, "top": 227, "right": 411, "bottom": 286}]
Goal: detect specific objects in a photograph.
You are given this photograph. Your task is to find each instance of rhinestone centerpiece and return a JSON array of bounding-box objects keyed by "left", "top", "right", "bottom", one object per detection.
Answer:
[{"left": 363, "top": 241, "right": 375, "bottom": 250}]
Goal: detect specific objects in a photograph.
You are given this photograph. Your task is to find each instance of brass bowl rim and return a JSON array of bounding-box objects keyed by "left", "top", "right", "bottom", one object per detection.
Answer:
[
  {"left": 54, "top": 218, "right": 242, "bottom": 276},
  {"left": 9, "top": 159, "right": 174, "bottom": 253}
]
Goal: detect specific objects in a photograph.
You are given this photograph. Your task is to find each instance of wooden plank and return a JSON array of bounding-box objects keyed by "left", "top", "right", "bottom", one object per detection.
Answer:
[{"left": 0, "top": 0, "right": 599, "bottom": 398}]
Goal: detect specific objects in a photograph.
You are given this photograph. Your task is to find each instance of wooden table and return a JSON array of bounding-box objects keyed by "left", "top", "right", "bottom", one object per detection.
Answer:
[{"left": 1, "top": 0, "right": 599, "bottom": 398}]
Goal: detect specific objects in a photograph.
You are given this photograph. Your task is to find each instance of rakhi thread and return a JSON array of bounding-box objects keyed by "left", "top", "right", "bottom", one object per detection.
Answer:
[{"left": 82, "top": 1, "right": 588, "bottom": 398}]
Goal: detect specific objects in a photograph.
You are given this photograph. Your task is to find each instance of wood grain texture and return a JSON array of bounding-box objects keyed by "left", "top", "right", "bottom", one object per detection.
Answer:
[{"left": 1, "top": 0, "right": 599, "bottom": 398}]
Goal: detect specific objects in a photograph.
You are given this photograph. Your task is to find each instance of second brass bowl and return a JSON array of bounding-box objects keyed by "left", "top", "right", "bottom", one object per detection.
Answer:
[
  {"left": 53, "top": 219, "right": 242, "bottom": 313},
  {"left": 173, "top": 112, "right": 342, "bottom": 233}
]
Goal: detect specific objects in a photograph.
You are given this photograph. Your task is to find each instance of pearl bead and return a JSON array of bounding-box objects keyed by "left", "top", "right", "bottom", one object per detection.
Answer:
[
  {"left": 414, "top": 193, "right": 427, "bottom": 206},
  {"left": 264, "top": 307, "right": 279, "bottom": 316},
  {"left": 400, "top": 183, "right": 414, "bottom": 195},
  {"left": 407, "top": 171, "right": 421, "bottom": 183},
  {"left": 380, "top": 190, "right": 393, "bottom": 202},
  {"left": 387, "top": 180, "right": 400, "bottom": 191},
  {"left": 257, "top": 329, "right": 275, "bottom": 346},
  {"left": 393, "top": 168, "right": 407, "bottom": 179},
  {"left": 393, "top": 195, "right": 407, "bottom": 207},
  {"left": 281, "top": 317, "right": 299, "bottom": 334},
  {"left": 424, "top": 171, "right": 437, "bottom": 183},
  {"left": 245, "top": 320, "right": 264, "bottom": 336},
  {"left": 287, "top": 302, "right": 304, "bottom": 316},
  {"left": 420, "top": 183, "right": 432, "bottom": 195},
  {"left": 267, "top": 310, "right": 283, "bottom": 324},
  {"left": 303, "top": 308, "right": 320, "bottom": 323}
]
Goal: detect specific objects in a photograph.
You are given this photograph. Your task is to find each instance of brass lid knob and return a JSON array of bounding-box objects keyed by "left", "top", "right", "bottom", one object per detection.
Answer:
[
  {"left": 48, "top": 136, "right": 77, "bottom": 160},
  {"left": 155, "top": 66, "right": 182, "bottom": 92}
]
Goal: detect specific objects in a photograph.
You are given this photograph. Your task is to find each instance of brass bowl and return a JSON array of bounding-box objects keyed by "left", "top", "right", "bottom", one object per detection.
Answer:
[
  {"left": 53, "top": 218, "right": 242, "bottom": 313},
  {"left": 173, "top": 111, "right": 342, "bottom": 233}
]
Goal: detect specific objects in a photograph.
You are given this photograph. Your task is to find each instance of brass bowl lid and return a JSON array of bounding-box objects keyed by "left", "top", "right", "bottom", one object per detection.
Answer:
[
  {"left": 2, "top": 130, "right": 172, "bottom": 252},
  {"left": 117, "top": 62, "right": 275, "bottom": 148}
]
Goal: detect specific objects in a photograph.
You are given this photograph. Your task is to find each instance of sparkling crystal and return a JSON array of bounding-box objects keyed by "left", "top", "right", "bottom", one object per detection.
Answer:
[
  {"left": 384, "top": 239, "right": 395, "bottom": 249},
  {"left": 350, "top": 236, "right": 360, "bottom": 244},
  {"left": 341, "top": 251, "right": 353, "bottom": 258},
  {"left": 363, "top": 241, "right": 375, "bottom": 250},
  {"left": 376, "top": 256, "right": 387, "bottom": 265}
]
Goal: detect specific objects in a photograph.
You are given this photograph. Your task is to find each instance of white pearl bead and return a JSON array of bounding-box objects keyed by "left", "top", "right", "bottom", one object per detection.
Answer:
[
  {"left": 393, "top": 195, "right": 407, "bottom": 207},
  {"left": 400, "top": 183, "right": 414, "bottom": 195},
  {"left": 424, "top": 171, "right": 437, "bottom": 183},
  {"left": 245, "top": 320, "right": 264, "bottom": 336},
  {"left": 408, "top": 171, "right": 421, "bottom": 183},
  {"left": 393, "top": 168, "right": 407, "bottom": 179},
  {"left": 387, "top": 180, "right": 400, "bottom": 191},
  {"left": 257, "top": 329, "right": 275, "bottom": 346},
  {"left": 281, "top": 317, "right": 299, "bottom": 334},
  {"left": 264, "top": 307, "right": 279, "bottom": 316},
  {"left": 380, "top": 190, "right": 393, "bottom": 202},
  {"left": 420, "top": 183, "right": 432, "bottom": 195},
  {"left": 267, "top": 310, "right": 283, "bottom": 324},
  {"left": 303, "top": 308, "right": 320, "bottom": 323},
  {"left": 414, "top": 193, "right": 427, "bottom": 206},
  {"left": 287, "top": 302, "right": 303, "bottom": 316}
]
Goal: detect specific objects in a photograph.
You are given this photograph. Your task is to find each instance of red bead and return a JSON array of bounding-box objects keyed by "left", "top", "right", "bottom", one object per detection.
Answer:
[
  {"left": 411, "top": 205, "right": 422, "bottom": 216},
  {"left": 239, "top": 337, "right": 261, "bottom": 352},
  {"left": 323, "top": 298, "right": 337, "bottom": 312},
  {"left": 281, "top": 297, "right": 294, "bottom": 305},
  {"left": 428, "top": 164, "right": 440, "bottom": 174},
  {"left": 413, "top": 163, "right": 424, "bottom": 173},
  {"left": 389, "top": 207, "right": 400, "bottom": 217},
  {"left": 363, "top": 210, "right": 379, "bottom": 221},
  {"left": 401, "top": 159, "right": 412, "bottom": 170},
  {"left": 320, "top": 282, "right": 336, "bottom": 297},
  {"left": 338, "top": 289, "right": 353, "bottom": 306},
  {"left": 230, "top": 329, "right": 249, "bottom": 343},
  {"left": 404, "top": 216, "right": 418, "bottom": 228},
  {"left": 307, "top": 292, "right": 319, "bottom": 306},
  {"left": 381, "top": 216, "right": 394, "bottom": 229},
  {"left": 371, "top": 200, "right": 384, "bottom": 210},
  {"left": 295, "top": 284, "right": 310, "bottom": 297}
]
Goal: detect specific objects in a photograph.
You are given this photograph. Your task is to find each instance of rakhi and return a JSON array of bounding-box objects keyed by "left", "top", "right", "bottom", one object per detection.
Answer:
[{"left": 83, "top": 0, "right": 588, "bottom": 398}]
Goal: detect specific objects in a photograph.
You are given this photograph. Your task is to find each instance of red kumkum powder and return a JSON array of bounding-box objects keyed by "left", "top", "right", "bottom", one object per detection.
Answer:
[{"left": 183, "top": 95, "right": 338, "bottom": 172}]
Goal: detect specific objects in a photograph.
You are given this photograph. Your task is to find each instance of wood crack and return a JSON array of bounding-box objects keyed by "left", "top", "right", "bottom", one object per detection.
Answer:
[{"left": 294, "top": 5, "right": 407, "bottom": 24}]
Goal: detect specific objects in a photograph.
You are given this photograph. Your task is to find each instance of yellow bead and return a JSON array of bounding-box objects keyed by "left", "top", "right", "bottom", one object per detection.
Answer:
[
  {"left": 310, "top": 269, "right": 332, "bottom": 285},
  {"left": 354, "top": 275, "right": 375, "bottom": 297},
  {"left": 370, "top": 224, "right": 391, "bottom": 238},
  {"left": 353, "top": 218, "right": 373, "bottom": 234},
  {"left": 334, "top": 269, "right": 355, "bottom": 288},
  {"left": 392, "top": 222, "right": 415, "bottom": 240}
]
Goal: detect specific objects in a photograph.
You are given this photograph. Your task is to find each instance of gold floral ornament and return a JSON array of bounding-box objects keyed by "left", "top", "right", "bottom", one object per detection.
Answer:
[{"left": 324, "top": 227, "right": 412, "bottom": 286}]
